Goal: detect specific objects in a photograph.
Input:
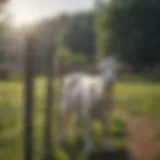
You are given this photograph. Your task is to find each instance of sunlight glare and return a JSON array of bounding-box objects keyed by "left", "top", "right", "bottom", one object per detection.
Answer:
[
  {"left": 12, "top": 8, "right": 40, "bottom": 26},
  {"left": 9, "top": 0, "right": 46, "bottom": 27}
]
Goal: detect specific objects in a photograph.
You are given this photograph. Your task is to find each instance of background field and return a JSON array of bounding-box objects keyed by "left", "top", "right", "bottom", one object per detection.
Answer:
[{"left": 0, "top": 78, "right": 159, "bottom": 160}]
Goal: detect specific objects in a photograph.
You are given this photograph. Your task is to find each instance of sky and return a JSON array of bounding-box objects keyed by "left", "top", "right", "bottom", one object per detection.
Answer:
[{"left": 8, "top": 0, "right": 95, "bottom": 26}]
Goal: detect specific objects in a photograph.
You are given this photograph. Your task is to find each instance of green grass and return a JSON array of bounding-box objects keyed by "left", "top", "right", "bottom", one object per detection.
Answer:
[
  {"left": 115, "top": 82, "right": 160, "bottom": 117},
  {"left": 0, "top": 77, "right": 160, "bottom": 160}
]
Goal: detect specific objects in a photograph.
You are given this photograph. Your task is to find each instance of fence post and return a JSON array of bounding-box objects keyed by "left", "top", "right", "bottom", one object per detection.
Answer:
[
  {"left": 24, "top": 35, "right": 35, "bottom": 160},
  {"left": 43, "top": 42, "right": 55, "bottom": 160}
]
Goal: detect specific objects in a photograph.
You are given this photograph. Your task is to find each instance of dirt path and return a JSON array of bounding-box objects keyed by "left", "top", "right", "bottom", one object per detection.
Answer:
[{"left": 116, "top": 109, "right": 160, "bottom": 160}]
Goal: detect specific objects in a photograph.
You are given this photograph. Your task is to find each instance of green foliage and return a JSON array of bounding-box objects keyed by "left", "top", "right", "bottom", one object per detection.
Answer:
[
  {"left": 57, "top": 48, "right": 73, "bottom": 61},
  {"left": 62, "top": 12, "right": 96, "bottom": 61},
  {"left": 57, "top": 47, "right": 86, "bottom": 64},
  {"left": 116, "top": 82, "right": 160, "bottom": 117},
  {"left": 96, "top": 0, "right": 160, "bottom": 71},
  {"left": 32, "top": 13, "right": 96, "bottom": 75},
  {"left": 0, "top": 78, "right": 160, "bottom": 159},
  {"left": 109, "top": 117, "right": 126, "bottom": 139}
]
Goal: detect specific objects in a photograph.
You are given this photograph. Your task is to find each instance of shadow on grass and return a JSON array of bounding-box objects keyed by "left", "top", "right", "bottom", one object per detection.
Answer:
[
  {"left": 88, "top": 150, "right": 129, "bottom": 160},
  {"left": 55, "top": 139, "right": 130, "bottom": 160}
]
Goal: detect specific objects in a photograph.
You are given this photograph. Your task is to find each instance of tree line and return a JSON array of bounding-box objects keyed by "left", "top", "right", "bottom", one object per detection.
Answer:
[{"left": 1, "top": 0, "right": 160, "bottom": 73}]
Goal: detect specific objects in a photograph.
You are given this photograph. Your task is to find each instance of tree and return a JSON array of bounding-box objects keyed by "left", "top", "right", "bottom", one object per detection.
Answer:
[
  {"left": 31, "top": 12, "right": 96, "bottom": 75},
  {"left": 96, "top": 0, "right": 160, "bottom": 71},
  {"left": 62, "top": 12, "right": 96, "bottom": 62}
]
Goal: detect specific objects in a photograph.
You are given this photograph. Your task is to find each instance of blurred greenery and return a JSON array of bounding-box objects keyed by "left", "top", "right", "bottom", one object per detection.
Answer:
[
  {"left": 116, "top": 82, "right": 160, "bottom": 117},
  {"left": 0, "top": 78, "right": 159, "bottom": 160},
  {"left": 95, "top": 0, "right": 160, "bottom": 71},
  {"left": 1, "top": 0, "right": 160, "bottom": 74},
  {"left": 61, "top": 12, "right": 96, "bottom": 62},
  {"left": 57, "top": 48, "right": 86, "bottom": 64},
  {"left": 0, "top": 0, "right": 160, "bottom": 159}
]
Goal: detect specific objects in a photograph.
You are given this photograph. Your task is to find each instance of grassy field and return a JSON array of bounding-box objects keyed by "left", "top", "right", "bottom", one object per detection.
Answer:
[{"left": 0, "top": 77, "right": 160, "bottom": 160}]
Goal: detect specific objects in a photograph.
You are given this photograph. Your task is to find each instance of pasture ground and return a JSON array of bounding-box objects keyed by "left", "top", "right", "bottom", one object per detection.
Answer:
[{"left": 0, "top": 77, "right": 159, "bottom": 160}]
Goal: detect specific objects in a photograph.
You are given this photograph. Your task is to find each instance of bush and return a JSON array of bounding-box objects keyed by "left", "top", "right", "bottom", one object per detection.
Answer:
[{"left": 56, "top": 48, "right": 87, "bottom": 75}]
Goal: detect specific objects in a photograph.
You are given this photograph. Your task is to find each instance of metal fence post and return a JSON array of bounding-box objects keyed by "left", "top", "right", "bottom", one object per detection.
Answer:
[
  {"left": 43, "top": 42, "right": 55, "bottom": 160},
  {"left": 24, "top": 35, "right": 35, "bottom": 160}
]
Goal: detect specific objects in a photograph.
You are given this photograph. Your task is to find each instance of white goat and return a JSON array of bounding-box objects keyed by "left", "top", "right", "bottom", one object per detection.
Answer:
[{"left": 58, "top": 57, "right": 121, "bottom": 153}]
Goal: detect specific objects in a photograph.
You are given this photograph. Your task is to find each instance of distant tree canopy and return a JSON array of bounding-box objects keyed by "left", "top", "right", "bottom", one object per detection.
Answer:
[
  {"left": 61, "top": 12, "right": 96, "bottom": 62},
  {"left": 96, "top": 0, "right": 160, "bottom": 71},
  {"left": 15, "top": 0, "right": 160, "bottom": 74},
  {"left": 32, "top": 12, "right": 96, "bottom": 75}
]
